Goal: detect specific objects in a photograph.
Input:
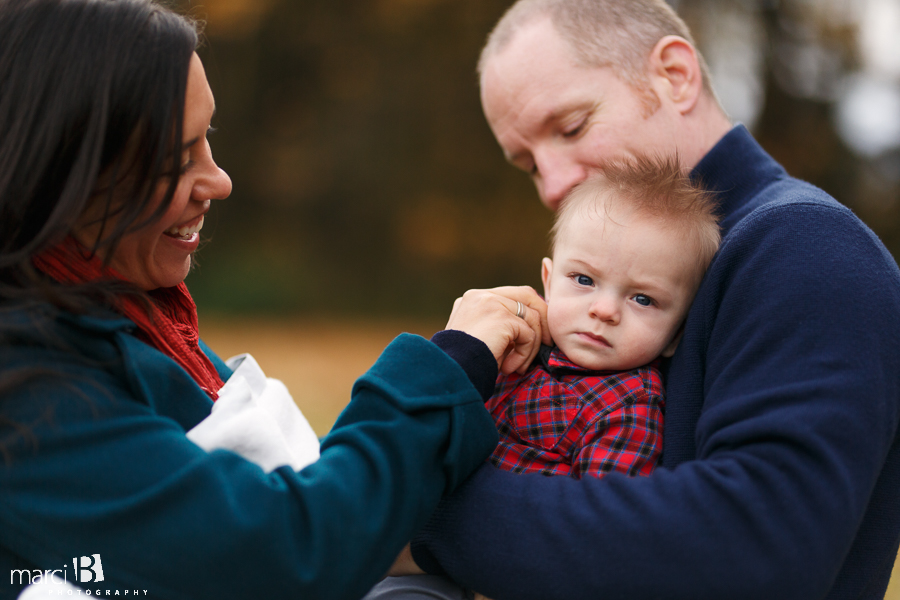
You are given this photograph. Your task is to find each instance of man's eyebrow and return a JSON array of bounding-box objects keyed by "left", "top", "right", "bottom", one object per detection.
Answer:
[
  {"left": 503, "top": 101, "right": 598, "bottom": 164},
  {"left": 547, "top": 100, "right": 598, "bottom": 125}
]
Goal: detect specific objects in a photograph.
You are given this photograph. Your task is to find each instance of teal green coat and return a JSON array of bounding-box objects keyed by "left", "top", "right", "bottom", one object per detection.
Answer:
[{"left": 0, "top": 307, "right": 497, "bottom": 599}]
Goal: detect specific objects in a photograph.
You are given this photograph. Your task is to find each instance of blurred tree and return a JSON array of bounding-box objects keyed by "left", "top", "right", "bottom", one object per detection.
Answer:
[{"left": 178, "top": 0, "right": 900, "bottom": 317}]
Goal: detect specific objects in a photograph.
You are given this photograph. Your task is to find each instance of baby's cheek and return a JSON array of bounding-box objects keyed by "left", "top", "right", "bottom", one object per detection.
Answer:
[{"left": 545, "top": 304, "right": 566, "bottom": 343}]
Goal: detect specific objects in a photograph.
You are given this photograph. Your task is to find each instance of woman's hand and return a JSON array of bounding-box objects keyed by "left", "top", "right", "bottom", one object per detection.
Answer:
[{"left": 445, "top": 286, "right": 550, "bottom": 374}]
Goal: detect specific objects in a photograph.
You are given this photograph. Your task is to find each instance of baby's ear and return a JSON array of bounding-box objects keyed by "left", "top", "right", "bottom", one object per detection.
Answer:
[
  {"left": 541, "top": 258, "right": 553, "bottom": 300},
  {"left": 661, "top": 324, "right": 685, "bottom": 357}
]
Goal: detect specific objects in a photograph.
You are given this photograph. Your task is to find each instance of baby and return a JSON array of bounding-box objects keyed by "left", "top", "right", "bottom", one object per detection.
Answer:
[
  {"left": 486, "top": 155, "right": 721, "bottom": 479},
  {"left": 366, "top": 155, "right": 721, "bottom": 600}
]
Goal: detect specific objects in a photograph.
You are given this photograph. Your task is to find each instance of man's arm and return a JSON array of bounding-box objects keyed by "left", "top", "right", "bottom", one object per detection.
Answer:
[{"left": 411, "top": 202, "right": 900, "bottom": 599}]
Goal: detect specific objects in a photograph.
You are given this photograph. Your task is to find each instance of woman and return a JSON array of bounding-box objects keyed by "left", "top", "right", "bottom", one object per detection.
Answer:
[{"left": 0, "top": 0, "right": 546, "bottom": 598}]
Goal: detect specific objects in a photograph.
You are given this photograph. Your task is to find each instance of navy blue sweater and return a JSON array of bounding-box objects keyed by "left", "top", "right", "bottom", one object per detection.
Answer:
[{"left": 412, "top": 126, "right": 900, "bottom": 599}]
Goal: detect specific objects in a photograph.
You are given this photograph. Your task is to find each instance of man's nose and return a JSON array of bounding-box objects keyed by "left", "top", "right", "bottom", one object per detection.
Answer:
[{"left": 535, "top": 155, "right": 587, "bottom": 211}]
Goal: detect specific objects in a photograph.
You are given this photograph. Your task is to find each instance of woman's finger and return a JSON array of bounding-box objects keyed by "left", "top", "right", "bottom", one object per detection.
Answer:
[
  {"left": 485, "top": 294, "right": 542, "bottom": 373},
  {"left": 517, "top": 302, "right": 547, "bottom": 373},
  {"left": 499, "top": 316, "right": 536, "bottom": 374},
  {"left": 487, "top": 285, "right": 551, "bottom": 346},
  {"left": 443, "top": 287, "right": 548, "bottom": 373},
  {"left": 495, "top": 298, "right": 544, "bottom": 374}
]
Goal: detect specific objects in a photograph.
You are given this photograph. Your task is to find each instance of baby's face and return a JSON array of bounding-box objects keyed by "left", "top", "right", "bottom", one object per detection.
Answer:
[{"left": 542, "top": 208, "right": 699, "bottom": 371}]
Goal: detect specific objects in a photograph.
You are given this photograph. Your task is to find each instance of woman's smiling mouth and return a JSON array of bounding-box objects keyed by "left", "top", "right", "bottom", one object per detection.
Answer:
[{"left": 164, "top": 214, "right": 204, "bottom": 240}]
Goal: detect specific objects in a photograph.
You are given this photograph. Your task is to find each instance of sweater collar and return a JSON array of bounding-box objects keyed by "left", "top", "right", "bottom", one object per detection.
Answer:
[{"left": 691, "top": 124, "right": 788, "bottom": 236}]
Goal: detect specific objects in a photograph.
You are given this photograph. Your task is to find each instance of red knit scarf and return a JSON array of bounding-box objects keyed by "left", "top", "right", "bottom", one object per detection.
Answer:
[{"left": 33, "top": 236, "right": 224, "bottom": 400}]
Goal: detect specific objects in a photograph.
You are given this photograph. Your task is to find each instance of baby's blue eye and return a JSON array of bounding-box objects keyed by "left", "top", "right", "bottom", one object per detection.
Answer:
[
  {"left": 576, "top": 274, "right": 593, "bottom": 286},
  {"left": 633, "top": 294, "right": 653, "bottom": 306}
]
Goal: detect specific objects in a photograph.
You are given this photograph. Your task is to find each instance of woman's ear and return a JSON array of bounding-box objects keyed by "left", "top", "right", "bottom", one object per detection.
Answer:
[
  {"left": 648, "top": 35, "right": 704, "bottom": 115},
  {"left": 541, "top": 257, "right": 553, "bottom": 301}
]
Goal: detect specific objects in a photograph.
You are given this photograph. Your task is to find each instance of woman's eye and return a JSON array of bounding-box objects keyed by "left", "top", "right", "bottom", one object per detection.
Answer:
[
  {"left": 633, "top": 294, "right": 653, "bottom": 307},
  {"left": 575, "top": 274, "right": 593, "bottom": 286},
  {"left": 178, "top": 150, "right": 192, "bottom": 174}
]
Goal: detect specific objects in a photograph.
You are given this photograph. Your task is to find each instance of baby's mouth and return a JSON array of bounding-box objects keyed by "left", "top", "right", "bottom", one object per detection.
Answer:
[
  {"left": 164, "top": 215, "right": 204, "bottom": 240},
  {"left": 580, "top": 332, "right": 611, "bottom": 347}
]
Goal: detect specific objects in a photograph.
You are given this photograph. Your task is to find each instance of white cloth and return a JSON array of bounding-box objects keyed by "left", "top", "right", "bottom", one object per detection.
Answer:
[
  {"left": 187, "top": 353, "right": 321, "bottom": 472},
  {"left": 15, "top": 355, "right": 320, "bottom": 600}
]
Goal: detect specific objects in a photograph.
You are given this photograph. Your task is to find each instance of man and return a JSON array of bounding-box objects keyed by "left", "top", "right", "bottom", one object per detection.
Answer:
[{"left": 401, "top": 1, "right": 900, "bottom": 598}]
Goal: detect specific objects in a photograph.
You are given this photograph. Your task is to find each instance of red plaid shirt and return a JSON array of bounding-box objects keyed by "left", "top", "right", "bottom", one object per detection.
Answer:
[{"left": 486, "top": 345, "right": 664, "bottom": 479}]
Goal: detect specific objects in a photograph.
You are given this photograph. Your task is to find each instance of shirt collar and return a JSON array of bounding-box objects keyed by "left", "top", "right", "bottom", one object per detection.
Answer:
[
  {"left": 536, "top": 344, "right": 661, "bottom": 376},
  {"left": 537, "top": 344, "right": 601, "bottom": 375}
]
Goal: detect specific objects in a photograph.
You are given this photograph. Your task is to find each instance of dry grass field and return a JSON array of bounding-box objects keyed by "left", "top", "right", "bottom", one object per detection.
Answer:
[
  {"left": 200, "top": 316, "right": 446, "bottom": 435},
  {"left": 200, "top": 317, "right": 899, "bottom": 598}
]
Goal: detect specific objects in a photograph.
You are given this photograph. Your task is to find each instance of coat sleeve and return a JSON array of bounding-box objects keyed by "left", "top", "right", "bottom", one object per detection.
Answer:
[
  {"left": 0, "top": 333, "right": 498, "bottom": 600},
  {"left": 410, "top": 202, "right": 900, "bottom": 599}
]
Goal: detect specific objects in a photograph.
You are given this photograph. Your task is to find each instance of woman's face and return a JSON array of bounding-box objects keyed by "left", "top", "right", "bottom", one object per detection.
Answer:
[{"left": 76, "top": 53, "right": 232, "bottom": 290}]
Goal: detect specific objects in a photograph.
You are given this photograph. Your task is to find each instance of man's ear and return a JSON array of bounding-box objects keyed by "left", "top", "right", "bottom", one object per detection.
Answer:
[
  {"left": 648, "top": 35, "right": 703, "bottom": 115},
  {"left": 661, "top": 323, "right": 685, "bottom": 358},
  {"left": 541, "top": 257, "right": 553, "bottom": 300}
]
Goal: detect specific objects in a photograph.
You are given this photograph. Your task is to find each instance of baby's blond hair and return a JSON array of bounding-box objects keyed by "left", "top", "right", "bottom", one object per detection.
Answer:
[{"left": 551, "top": 155, "right": 721, "bottom": 287}]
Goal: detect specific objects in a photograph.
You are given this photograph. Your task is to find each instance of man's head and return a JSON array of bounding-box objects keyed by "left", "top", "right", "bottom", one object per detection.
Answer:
[
  {"left": 541, "top": 155, "right": 720, "bottom": 371},
  {"left": 479, "top": 0, "right": 733, "bottom": 209}
]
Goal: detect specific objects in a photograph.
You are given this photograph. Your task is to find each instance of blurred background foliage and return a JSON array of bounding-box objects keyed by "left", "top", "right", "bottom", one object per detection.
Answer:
[{"left": 176, "top": 0, "right": 900, "bottom": 319}]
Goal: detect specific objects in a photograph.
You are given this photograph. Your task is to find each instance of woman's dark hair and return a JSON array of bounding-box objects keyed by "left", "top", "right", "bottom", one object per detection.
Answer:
[
  {"left": 0, "top": 0, "right": 200, "bottom": 306},
  {"left": 0, "top": 0, "right": 200, "bottom": 450}
]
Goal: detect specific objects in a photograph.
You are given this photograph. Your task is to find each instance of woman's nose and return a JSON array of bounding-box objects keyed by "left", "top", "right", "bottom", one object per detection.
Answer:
[
  {"left": 206, "top": 163, "right": 232, "bottom": 201},
  {"left": 193, "top": 144, "right": 232, "bottom": 201}
]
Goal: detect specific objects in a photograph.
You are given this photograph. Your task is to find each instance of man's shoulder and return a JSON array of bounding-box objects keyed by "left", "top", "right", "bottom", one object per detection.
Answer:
[
  {"left": 746, "top": 175, "right": 845, "bottom": 216},
  {"left": 692, "top": 173, "right": 900, "bottom": 345},
  {"left": 701, "top": 126, "right": 865, "bottom": 243},
  {"left": 723, "top": 177, "right": 890, "bottom": 268}
]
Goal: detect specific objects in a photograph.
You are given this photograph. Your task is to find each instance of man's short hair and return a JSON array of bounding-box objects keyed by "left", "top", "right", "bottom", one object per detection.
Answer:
[
  {"left": 478, "top": 0, "right": 715, "bottom": 114},
  {"left": 551, "top": 155, "right": 721, "bottom": 287}
]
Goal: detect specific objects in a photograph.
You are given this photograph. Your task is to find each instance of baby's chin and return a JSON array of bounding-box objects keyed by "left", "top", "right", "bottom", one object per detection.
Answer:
[{"left": 557, "top": 341, "right": 650, "bottom": 372}]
